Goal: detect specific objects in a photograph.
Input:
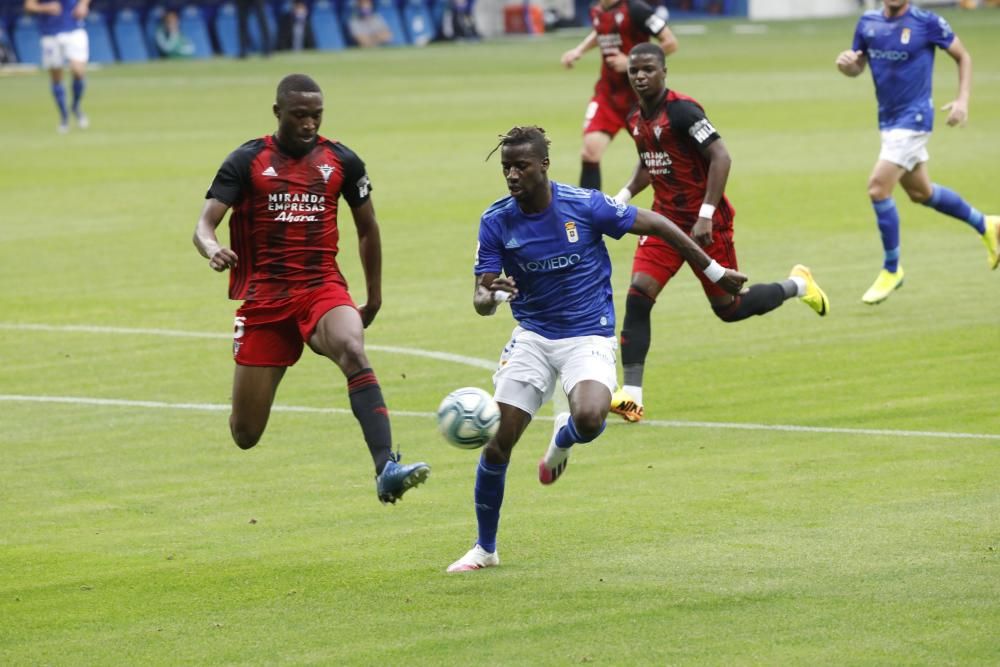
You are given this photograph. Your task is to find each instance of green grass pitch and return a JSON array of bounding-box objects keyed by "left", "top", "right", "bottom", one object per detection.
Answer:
[{"left": 1, "top": 9, "right": 998, "bottom": 664}]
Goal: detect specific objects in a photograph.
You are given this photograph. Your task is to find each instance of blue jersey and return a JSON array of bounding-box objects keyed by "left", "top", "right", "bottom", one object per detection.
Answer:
[
  {"left": 851, "top": 6, "right": 955, "bottom": 132},
  {"left": 37, "top": 2, "right": 83, "bottom": 36},
  {"left": 474, "top": 181, "right": 637, "bottom": 339}
]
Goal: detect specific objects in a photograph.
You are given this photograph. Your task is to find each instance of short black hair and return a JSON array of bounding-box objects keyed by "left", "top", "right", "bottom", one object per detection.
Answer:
[
  {"left": 276, "top": 74, "right": 322, "bottom": 103},
  {"left": 486, "top": 125, "right": 551, "bottom": 161},
  {"left": 629, "top": 42, "right": 666, "bottom": 67}
]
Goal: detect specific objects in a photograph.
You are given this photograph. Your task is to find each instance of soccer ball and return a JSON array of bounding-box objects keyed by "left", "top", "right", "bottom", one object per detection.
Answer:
[{"left": 436, "top": 387, "right": 501, "bottom": 449}]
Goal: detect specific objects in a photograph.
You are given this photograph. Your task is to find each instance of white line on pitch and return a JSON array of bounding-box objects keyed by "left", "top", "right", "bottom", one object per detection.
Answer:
[
  {"left": 2, "top": 394, "right": 997, "bottom": 441},
  {"left": 0, "top": 322, "right": 495, "bottom": 370}
]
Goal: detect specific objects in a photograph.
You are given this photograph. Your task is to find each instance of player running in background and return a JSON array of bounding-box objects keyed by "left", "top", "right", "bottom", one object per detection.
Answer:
[
  {"left": 560, "top": 0, "right": 678, "bottom": 192},
  {"left": 446, "top": 126, "right": 745, "bottom": 572},
  {"left": 24, "top": 0, "right": 90, "bottom": 133},
  {"left": 192, "top": 74, "right": 429, "bottom": 505},
  {"left": 836, "top": 0, "right": 998, "bottom": 304},
  {"left": 608, "top": 43, "right": 829, "bottom": 423}
]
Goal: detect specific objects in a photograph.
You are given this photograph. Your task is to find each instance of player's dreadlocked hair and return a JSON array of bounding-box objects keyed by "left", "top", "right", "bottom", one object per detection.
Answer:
[
  {"left": 276, "top": 73, "right": 322, "bottom": 103},
  {"left": 485, "top": 126, "right": 551, "bottom": 162}
]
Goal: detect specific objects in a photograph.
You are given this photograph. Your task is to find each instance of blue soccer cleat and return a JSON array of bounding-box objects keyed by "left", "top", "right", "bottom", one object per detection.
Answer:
[{"left": 375, "top": 453, "right": 430, "bottom": 505}]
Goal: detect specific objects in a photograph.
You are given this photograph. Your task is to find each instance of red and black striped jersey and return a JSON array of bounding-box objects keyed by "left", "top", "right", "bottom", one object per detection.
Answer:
[
  {"left": 206, "top": 134, "right": 371, "bottom": 301},
  {"left": 626, "top": 89, "right": 735, "bottom": 231},
  {"left": 590, "top": 0, "right": 667, "bottom": 111}
]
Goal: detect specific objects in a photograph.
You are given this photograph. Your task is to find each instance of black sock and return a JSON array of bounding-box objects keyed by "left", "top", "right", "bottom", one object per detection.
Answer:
[
  {"left": 580, "top": 161, "right": 601, "bottom": 190},
  {"left": 621, "top": 287, "right": 655, "bottom": 387},
  {"left": 712, "top": 283, "right": 786, "bottom": 322},
  {"left": 347, "top": 368, "right": 393, "bottom": 474}
]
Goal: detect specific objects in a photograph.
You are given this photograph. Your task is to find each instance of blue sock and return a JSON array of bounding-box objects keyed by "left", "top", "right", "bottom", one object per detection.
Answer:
[
  {"left": 71, "top": 77, "right": 85, "bottom": 115},
  {"left": 554, "top": 415, "right": 605, "bottom": 449},
  {"left": 923, "top": 184, "right": 985, "bottom": 234},
  {"left": 474, "top": 457, "right": 507, "bottom": 553},
  {"left": 51, "top": 82, "right": 68, "bottom": 123},
  {"left": 872, "top": 197, "right": 900, "bottom": 273}
]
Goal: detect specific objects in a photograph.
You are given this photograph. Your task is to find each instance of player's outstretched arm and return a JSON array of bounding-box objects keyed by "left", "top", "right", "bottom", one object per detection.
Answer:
[
  {"left": 561, "top": 31, "right": 597, "bottom": 68},
  {"left": 473, "top": 273, "right": 517, "bottom": 316},
  {"left": 942, "top": 36, "right": 972, "bottom": 127},
  {"left": 657, "top": 25, "right": 679, "bottom": 56},
  {"left": 630, "top": 208, "right": 747, "bottom": 295},
  {"left": 835, "top": 49, "right": 866, "bottom": 77},
  {"left": 193, "top": 198, "right": 238, "bottom": 272},
  {"left": 350, "top": 199, "right": 383, "bottom": 328}
]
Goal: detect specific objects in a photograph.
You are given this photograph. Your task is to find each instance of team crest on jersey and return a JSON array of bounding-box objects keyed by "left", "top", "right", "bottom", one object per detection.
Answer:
[
  {"left": 615, "top": 12, "right": 624, "bottom": 25},
  {"left": 317, "top": 163, "right": 335, "bottom": 183},
  {"left": 565, "top": 221, "right": 579, "bottom": 243},
  {"left": 900, "top": 28, "right": 911, "bottom": 45},
  {"left": 653, "top": 125, "right": 662, "bottom": 140},
  {"left": 633, "top": 125, "right": 639, "bottom": 136}
]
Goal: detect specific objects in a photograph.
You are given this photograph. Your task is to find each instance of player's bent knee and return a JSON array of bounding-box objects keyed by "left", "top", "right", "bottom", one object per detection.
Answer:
[
  {"left": 573, "top": 410, "right": 605, "bottom": 441},
  {"left": 230, "top": 418, "right": 262, "bottom": 450}
]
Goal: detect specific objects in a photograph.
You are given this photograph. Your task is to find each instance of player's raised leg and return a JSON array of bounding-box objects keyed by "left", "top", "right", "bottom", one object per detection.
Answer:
[
  {"left": 310, "top": 304, "right": 429, "bottom": 504},
  {"left": 901, "top": 164, "right": 996, "bottom": 270},
  {"left": 539, "top": 377, "right": 611, "bottom": 485}
]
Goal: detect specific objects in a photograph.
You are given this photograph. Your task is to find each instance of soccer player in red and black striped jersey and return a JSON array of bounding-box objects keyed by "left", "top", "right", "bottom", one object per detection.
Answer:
[
  {"left": 560, "top": 0, "right": 678, "bottom": 192},
  {"left": 192, "top": 73, "right": 429, "bottom": 504},
  {"left": 607, "top": 44, "right": 830, "bottom": 423}
]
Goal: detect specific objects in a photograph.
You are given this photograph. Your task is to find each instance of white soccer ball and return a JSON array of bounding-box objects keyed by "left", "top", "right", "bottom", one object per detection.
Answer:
[{"left": 436, "top": 387, "right": 500, "bottom": 449}]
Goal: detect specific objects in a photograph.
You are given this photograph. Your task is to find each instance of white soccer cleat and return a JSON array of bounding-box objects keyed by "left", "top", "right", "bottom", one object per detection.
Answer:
[
  {"left": 446, "top": 544, "right": 499, "bottom": 573},
  {"left": 75, "top": 112, "right": 89, "bottom": 130},
  {"left": 538, "top": 412, "right": 571, "bottom": 485}
]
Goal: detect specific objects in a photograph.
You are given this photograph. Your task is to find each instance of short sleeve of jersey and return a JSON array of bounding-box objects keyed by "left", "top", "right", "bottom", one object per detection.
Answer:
[
  {"left": 628, "top": 0, "right": 667, "bottom": 36},
  {"left": 332, "top": 143, "right": 373, "bottom": 208},
  {"left": 206, "top": 141, "right": 258, "bottom": 205},
  {"left": 851, "top": 18, "right": 866, "bottom": 53},
  {"left": 668, "top": 100, "right": 721, "bottom": 149},
  {"left": 926, "top": 12, "right": 956, "bottom": 50},
  {"left": 588, "top": 190, "right": 637, "bottom": 240},
  {"left": 474, "top": 214, "right": 504, "bottom": 275}
]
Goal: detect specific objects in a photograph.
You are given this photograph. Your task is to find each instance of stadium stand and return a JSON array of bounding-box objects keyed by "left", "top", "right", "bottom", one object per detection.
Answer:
[
  {"left": 310, "top": 0, "right": 346, "bottom": 51},
  {"left": 179, "top": 4, "right": 213, "bottom": 58},
  {"left": 144, "top": 5, "right": 166, "bottom": 55},
  {"left": 402, "top": 0, "right": 434, "bottom": 45},
  {"left": 86, "top": 11, "right": 117, "bottom": 63},
  {"left": 11, "top": 12, "right": 40, "bottom": 64},
  {"left": 113, "top": 7, "right": 150, "bottom": 62}
]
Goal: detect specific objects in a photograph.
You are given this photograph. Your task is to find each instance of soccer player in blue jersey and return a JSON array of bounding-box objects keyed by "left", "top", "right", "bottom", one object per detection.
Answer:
[
  {"left": 836, "top": 0, "right": 998, "bottom": 304},
  {"left": 446, "top": 126, "right": 746, "bottom": 572},
  {"left": 24, "top": 0, "right": 90, "bottom": 133}
]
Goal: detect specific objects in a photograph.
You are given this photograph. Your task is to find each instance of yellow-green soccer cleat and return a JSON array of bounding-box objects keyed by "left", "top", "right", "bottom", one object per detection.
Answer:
[
  {"left": 861, "top": 267, "right": 904, "bottom": 305},
  {"left": 610, "top": 388, "right": 644, "bottom": 423},
  {"left": 790, "top": 264, "right": 829, "bottom": 316},
  {"left": 983, "top": 216, "right": 1000, "bottom": 270}
]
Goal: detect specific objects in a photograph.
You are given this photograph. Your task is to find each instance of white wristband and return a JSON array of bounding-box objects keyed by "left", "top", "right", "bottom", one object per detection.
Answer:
[
  {"left": 699, "top": 203, "right": 716, "bottom": 220},
  {"left": 614, "top": 187, "right": 632, "bottom": 205},
  {"left": 493, "top": 290, "right": 511, "bottom": 303},
  {"left": 703, "top": 260, "right": 726, "bottom": 283}
]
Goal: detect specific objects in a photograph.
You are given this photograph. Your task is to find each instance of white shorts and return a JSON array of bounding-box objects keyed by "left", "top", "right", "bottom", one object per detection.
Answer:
[
  {"left": 492, "top": 326, "right": 618, "bottom": 417},
  {"left": 878, "top": 128, "right": 930, "bottom": 172},
  {"left": 41, "top": 29, "right": 89, "bottom": 69}
]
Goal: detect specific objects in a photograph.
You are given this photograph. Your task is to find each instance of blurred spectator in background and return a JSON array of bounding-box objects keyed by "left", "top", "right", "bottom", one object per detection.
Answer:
[
  {"left": 237, "top": 0, "right": 271, "bottom": 57},
  {"left": 155, "top": 9, "right": 195, "bottom": 58},
  {"left": 277, "top": 1, "right": 315, "bottom": 51},
  {"left": 348, "top": 0, "right": 392, "bottom": 47},
  {"left": 449, "top": 0, "right": 479, "bottom": 39},
  {"left": 0, "top": 23, "right": 16, "bottom": 64}
]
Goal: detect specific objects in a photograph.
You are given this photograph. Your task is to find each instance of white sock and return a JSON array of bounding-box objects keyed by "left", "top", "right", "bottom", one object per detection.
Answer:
[
  {"left": 789, "top": 276, "right": 807, "bottom": 297},
  {"left": 623, "top": 385, "right": 643, "bottom": 405}
]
